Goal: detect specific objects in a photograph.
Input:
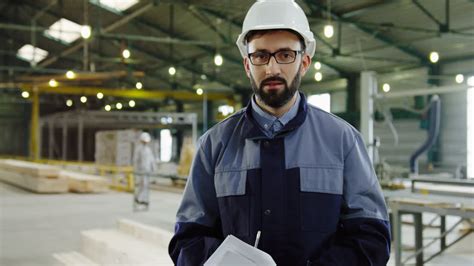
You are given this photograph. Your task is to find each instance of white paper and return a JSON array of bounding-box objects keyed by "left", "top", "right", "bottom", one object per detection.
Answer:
[{"left": 204, "top": 235, "right": 276, "bottom": 266}]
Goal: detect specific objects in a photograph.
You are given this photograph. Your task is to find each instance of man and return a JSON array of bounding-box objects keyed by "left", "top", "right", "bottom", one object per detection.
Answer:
[
  {"left": 169, "top": 0, "right": 391, "bottom": 265},
  {"left": 133, "top": 132, "right": 156, "bottom": 211}
]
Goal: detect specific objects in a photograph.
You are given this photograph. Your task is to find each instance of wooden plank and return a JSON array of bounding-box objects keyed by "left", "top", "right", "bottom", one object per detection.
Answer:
[
  {"left": 0, "top": 159, "right": 60, "bottom": 178},
  {"left": 0, "top": 169, "right": 68, "bottom": 193},
  {"left": 81, "top": 229, "right": 173, "bottom": 265},
  {"left": 59, "top": 171, "right": 109, "bottom": 193},
  {"left": 117, "top": 219, "right": 173, "bottom": 248},
  {"left": 53, "top": 251, "right": 99, "bottom": 266}
]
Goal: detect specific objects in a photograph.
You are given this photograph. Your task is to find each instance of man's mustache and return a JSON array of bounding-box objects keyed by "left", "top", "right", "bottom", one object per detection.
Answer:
[{"left": 260, "top": 76, "right": 287, "bottom": 88}]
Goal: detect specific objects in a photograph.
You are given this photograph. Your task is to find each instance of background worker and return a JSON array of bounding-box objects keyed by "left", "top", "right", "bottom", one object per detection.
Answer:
[{"left": 133, "top": 132, "right": 156, "bottom": 211}]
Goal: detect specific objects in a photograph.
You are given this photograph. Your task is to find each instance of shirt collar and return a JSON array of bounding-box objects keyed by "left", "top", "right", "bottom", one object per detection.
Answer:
[{"left": 251, "top": 92, "right": 300, "bottom": 131}]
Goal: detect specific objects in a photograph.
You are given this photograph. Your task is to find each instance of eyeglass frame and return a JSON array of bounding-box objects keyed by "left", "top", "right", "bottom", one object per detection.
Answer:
[{"left": 247, "top": 49, "right": 304, "bottom": 66}]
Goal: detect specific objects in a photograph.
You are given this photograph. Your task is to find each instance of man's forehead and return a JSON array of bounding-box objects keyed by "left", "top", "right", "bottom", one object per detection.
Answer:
[{"left": 247, "top": 31, "right": 302, "bottom": 51}]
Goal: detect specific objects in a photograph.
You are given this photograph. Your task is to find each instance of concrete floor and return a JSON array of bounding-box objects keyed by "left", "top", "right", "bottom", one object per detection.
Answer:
[
  {"left": 1, "top": 180, "right": 473, "bottom": 265},
  {"left": 0, "top": 181, "right": 181, "bottom": 266}
]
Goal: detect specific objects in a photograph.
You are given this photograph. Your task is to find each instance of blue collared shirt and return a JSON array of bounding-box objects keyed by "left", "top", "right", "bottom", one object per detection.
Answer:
[{"left": 251, "top": 92, "right": 301, "bottom": 138}]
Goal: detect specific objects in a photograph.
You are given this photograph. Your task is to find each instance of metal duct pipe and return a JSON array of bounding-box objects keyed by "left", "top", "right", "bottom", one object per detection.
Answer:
[{"left": 409, "top": 95, "right": 441, "bottom": 174}]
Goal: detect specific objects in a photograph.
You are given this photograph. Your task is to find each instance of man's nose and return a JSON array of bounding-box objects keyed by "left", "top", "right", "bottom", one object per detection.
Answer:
[{"left": 265, "top": 56, "right": 281, "bottom": 76}]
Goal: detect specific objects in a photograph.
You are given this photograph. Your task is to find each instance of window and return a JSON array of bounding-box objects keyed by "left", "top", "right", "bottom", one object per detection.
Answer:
[
  {"left": 160, "top": 129, "right": 172, "bottom": 162},
  {"left": 44, "top": 18, "right": 83, "bottom": 44},
  {"left": 308, "top": 93, "right": 331, "bottom": 112},
  {"left": 90, "top": 0, "right": 139, "bottom": 13},
  {"left": 468, "top": 87, "right": 474, "bottom": 178},
  {"left": 16, "top": 44, "right": 48, "bottom": 65}
]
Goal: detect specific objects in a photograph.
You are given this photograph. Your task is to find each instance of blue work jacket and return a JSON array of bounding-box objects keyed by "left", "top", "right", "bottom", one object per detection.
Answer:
[{"left": 169, "top": 92, "right": 391, "bottom": 265}]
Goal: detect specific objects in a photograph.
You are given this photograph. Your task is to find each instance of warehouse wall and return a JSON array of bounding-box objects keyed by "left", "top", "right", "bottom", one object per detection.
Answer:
[{"left": 0, "top": 96, "right": 29, "bottom": 156}]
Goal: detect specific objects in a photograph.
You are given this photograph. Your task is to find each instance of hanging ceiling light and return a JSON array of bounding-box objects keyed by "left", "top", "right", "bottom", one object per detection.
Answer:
[
  {"left": 65, "top": 70, "right": 76, "bottom": 79},
  {"left": 122, "top": 49, "right": 130, "bottom": 59},
  {"left": 49, "top": 79, "right": 58, "bottom": 87},
  {"left": 80, "top": 96, "right": 87, "bottom": 103},
  {"left": 129, "top": 100, "right": 136, "bottom": 107},
  {"left": 196, "top": 88, "right": 204, "bottom": 95},
  {"left": 81, "top": 25, "right": 91, "bottom": 39},
  {"left": 21, "top": 91, "right": 30, "bottom": 98},
  {"left": 214, "top": 54, "right": 223, "bottom": 66},
  {"left": 324, "top": 24, "right": 334, "bottom": 38},
  {"left": 314, "top": 61, "right": 321, "bottom": 70},
  {"left": 135, "top": 82, "right": 143, "bottom": 89},
  {"left": 429, "top": 51, "right": 439, "bottom": 63},
  {"left": 104, "top": 105, "right": 111, "bottom": 111},
  {"left": 116, "top": 103, "right": 123, "bottom": 110},
  {"left": 455, "top": 74, "right": 464, "bottom": 84},
  {"left": 168, "top": 66, "right": 176, "bottom": 76},
  {"left": 314, "top": 72, "right": 323, "bottom": 82},
  {"left": 66, "top": 99, "right": 73, "bottom": 107},
  {"left": 97, "top": 92, "right": 104, "bottom": 99},
  {"left": 382, "top": 83, "right": 391, "bottom": 92}
]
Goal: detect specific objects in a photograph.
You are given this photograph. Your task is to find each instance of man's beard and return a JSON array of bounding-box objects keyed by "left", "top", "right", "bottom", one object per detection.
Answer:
[{"left": 250, "top": 66, "right": 302, "bottom": 108}]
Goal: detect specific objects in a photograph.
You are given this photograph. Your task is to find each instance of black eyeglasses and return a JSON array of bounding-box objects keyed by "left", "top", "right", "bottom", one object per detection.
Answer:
[{"left": 248, "top": 49, "right": 303, "bottom": 66}]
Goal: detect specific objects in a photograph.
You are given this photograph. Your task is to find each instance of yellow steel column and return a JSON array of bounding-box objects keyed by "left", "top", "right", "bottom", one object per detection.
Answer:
[{"left": 29, "top": 87, "right": 40, "bottom": 161}]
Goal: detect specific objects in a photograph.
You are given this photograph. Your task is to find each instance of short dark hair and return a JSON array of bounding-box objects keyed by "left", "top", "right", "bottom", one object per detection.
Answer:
[{"left": 245, "top": 29, "right": 306, "bottom": 51}]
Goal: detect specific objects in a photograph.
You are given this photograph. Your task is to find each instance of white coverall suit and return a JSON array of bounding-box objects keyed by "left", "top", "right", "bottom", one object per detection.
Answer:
[{"left": 133, "top": 142, "right": 156, "bottom": 206}]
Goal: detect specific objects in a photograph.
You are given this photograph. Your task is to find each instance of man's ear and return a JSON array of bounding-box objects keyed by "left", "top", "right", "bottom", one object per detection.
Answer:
[
  {"left": 300, "top": 54, "right": 312, "bottom": 76},
  {"left": 244, "top": 57, "right": 251, "bottom": 78}
]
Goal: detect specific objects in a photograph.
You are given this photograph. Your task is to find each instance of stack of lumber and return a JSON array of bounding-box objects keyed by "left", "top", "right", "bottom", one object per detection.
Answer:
[
  {"left": 59, "top": 170, "right": 109, "bottom": 193},
  {"left": 0, "top": 159, "right": 68, "bottom": 193},
  {"left": 177, "top": 136, "right": 194, "bottom": 177},
  {"left": 95, "top": 129, "right": 141, "bottom": 166},
  {"left": 53, "top": 219, "right": 174, "bottom": 266}
]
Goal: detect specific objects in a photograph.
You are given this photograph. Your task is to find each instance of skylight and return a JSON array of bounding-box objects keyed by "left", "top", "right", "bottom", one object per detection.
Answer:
[
  {"left": 16, "top": 44, "right": 49, "bottom": 65},
  {"left": 90, "top": 0, "right": 139, "bottom": 13},
  {"left": 44, "top": 18, "right": 82, "bottom": 44}
]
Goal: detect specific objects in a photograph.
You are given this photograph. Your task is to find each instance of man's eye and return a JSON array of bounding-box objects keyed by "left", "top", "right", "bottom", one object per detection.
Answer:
[{"left": 255, "top": 53, "right": 268, "bottom": 59}]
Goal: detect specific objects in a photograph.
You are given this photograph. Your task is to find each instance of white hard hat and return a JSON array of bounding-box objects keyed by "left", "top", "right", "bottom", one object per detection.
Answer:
[
  {"left": 236, "top": 0, "right": 316, "bottom": 58},
  {"left": 140, "top": 132, "right": 151, "bottom": 143}
]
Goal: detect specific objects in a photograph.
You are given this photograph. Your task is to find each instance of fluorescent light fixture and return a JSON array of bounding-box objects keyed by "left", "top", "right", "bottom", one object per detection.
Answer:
[
  {"left": 105, "top": 105, "right": 111, "bottom": 111},
  {"left": 44, "top": 18, "right": 82, "bottom": 44},
  {"left": 314, "top": 72, "right": 323, "bottom": 82},
  {"left": 21, "top": 91, "right": 30, "bottom": 98},
  {"left": 97, "top": 92, "right": 104, "bottom": 99},
  {"left": 314, "top": 61, "right": 321, "bottom": 70},
  {"left": 90, "top": 0, "right": 139, "bottom": 12},
  {"left": 382, "top": 83, "right": 391, "bottom": 92},
  {"left": 214, "top": 54, "right": 223, "bottom": 66},
  {"left": 324, "top": 24, "right": 334, "bottom": 38},
  {"left": 455, "top": 74, "right": 464, "bottom": 84},
  {"left": 429, "top": 51, "right": 439, "bottom": 63},
  {"left": 66, "top": 99, "right": 73, "bottom": 107},
  {"left": 168, "top": 66, "right": 176, "bottom": 76},
  {"left": 17, "top": 44, "right": 48, "bottom": 65},
  {"left": 129, "top": 100, "right": 136, "bottom": 107},
  {"left": 308, "top": 93, "right": 331, "bottom": 112},
  {"left": 80, "top": 96, "right": 87, "bottom": 103}
]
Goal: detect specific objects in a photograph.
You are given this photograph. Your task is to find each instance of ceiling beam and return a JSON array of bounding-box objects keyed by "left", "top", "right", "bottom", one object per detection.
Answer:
[{"left": 304, "top": 1, "right": 430, "bottom": 66}]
